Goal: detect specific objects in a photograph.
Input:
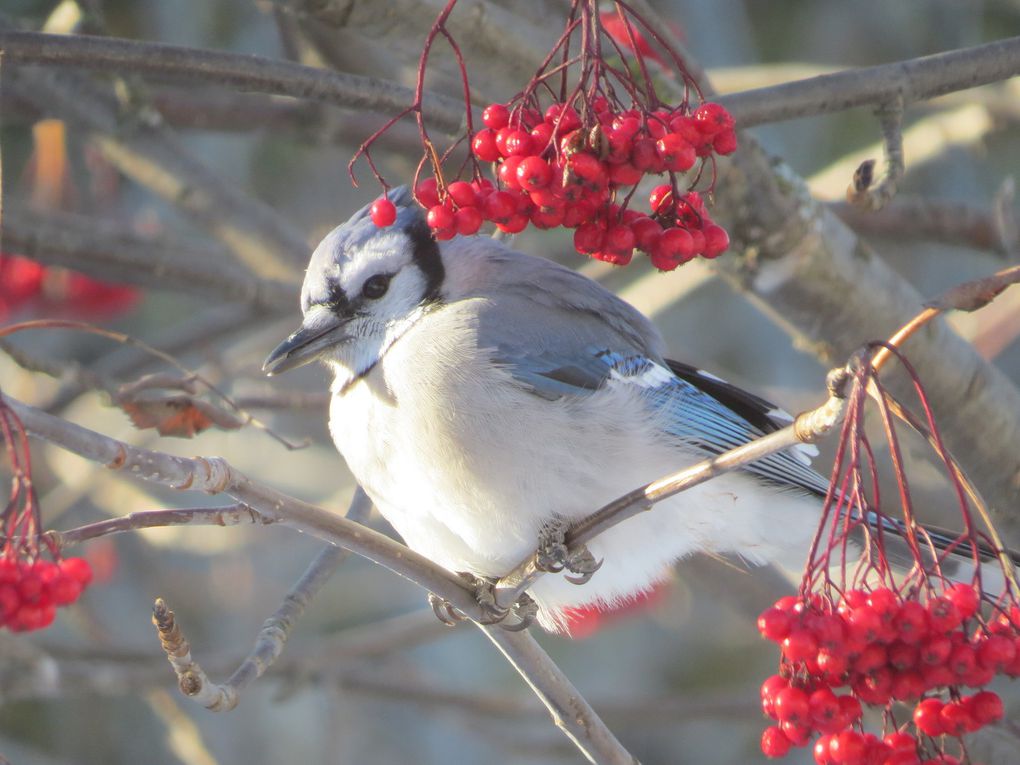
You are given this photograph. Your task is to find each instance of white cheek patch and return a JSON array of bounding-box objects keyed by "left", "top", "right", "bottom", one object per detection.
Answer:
[{"left": 340, "top": 233, "right": 415, "bottom": 296}]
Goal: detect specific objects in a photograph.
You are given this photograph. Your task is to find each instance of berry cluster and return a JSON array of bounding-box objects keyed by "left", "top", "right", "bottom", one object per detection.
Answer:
[
  {"left": 757, "top": 585, "right": 1014, "bottom": 764},
  {"left": 0, "top": 556, "right": 93, "bottom": 631},
  {"left": 0, "top": 253, "right": 140, "bottom": 322},
  {"left": 370, "top": 100, "right": 735, "bottom": 271}
]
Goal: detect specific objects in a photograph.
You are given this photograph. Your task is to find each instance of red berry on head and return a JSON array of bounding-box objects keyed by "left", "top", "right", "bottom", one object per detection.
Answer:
[{"left": 370, "top": 197, "right": 397, "bottom": 228}]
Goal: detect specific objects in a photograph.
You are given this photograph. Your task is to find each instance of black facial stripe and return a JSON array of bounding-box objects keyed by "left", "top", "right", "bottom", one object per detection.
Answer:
[
  {"left": 407, "top": 219, "right": 445, "bottom": 304},
  {"left": 322, "top": 280, "right": 351, "bottom": 316}
]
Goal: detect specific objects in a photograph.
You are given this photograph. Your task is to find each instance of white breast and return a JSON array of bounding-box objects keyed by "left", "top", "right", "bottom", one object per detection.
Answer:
[{"left": 328, "top": 300, "right": 821, "bottom": 631}]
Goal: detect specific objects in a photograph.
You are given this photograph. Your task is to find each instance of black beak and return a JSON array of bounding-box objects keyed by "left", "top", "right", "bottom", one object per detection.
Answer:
[{"left": 263, "top": 310, "right": 346, "bottom": 376}]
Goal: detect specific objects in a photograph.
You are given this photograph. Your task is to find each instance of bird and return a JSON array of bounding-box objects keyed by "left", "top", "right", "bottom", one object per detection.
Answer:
[{"left": 263, "top": 186, "right": 1001, "bottom": 633}]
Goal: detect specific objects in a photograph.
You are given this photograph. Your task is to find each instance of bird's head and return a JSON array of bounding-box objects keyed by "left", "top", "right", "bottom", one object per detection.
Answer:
[{"left": 263, "top": 186, "right": 445, "bottom": 381}]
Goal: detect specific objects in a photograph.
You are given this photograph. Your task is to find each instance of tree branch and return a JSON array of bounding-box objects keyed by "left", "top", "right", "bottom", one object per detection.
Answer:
[
  {"left": 2, "top": 51, "right": 308, "bottom": 281},
  {"left": 0, "top": 30, "right": 466, "bottom": 135},
  {"left": 2, "top": 206, "right": 297, "bottom": 311},
  {"left": 716, "top": 36, "right": 1020, "bottom": 127}
]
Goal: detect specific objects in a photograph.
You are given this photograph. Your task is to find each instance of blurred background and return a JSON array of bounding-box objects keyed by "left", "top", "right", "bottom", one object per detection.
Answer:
[{"left": 2, "top": 1, "right": 1020, "bottom": 763}]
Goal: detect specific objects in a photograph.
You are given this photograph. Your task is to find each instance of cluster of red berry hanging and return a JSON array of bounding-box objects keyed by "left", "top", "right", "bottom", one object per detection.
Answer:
[
  {"left": 355, "top": 0, "right": 734, "bottom": 271},
  {"left": 1, "top": 395, "right": 93, "bottom": 631},
  {"left": 757, "top": 350, "right": 1018, "bottom": 765}
]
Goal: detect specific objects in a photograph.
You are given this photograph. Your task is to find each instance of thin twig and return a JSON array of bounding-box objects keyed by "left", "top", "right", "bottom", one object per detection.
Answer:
[
  {"left": 48, "top": 504, "right": 269, "bottom": 548},
  {"left": 151, "top": 490, "right": 372, "bottom": 711}
]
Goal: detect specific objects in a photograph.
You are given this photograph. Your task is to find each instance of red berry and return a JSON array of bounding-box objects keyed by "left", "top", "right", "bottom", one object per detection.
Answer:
[
  {"left": 630, "top": 137, "right": 662, "bottom": 172},
  {"left": 482, "top": 103, "right": 509, "bottom": 130},
  {"left": 829, "top": 730, "right": 866, "bottom": 765},
  {"left": 969, "top": 690, "right": 1003, "bottom": 724},
  {"left": 573, "top": 222, "right": 606, "bottom": 255},
  {"left": 454, "top": 207, "right": 483, "bottom": 236},
  {"left": 607, "top": 161, "right": 643, "bottom": 185},
  {"left": 927, "top": 597, "right": 962, "bottom": 633},
  {"left": 648, "top": 184, "right": 674, "bottom": 216},
  {"left": 0, "top": 584, "right": 19, "bottom": 622},
  {"left": 471, "top": 130, "right": 501, "bottom": 162},
  {"left": 808, "top": 687, "right": 841, "bottom": 732},
  {"left": 920, "top": 635, "right": 952, "bottom": 666},
  {"left": 758, "top": 607, "right": 793, "bottom": 642},
  {"left": 713, "top": 129, "right": 738, "bottom": 155},
  {"left": 814, "top": 735, "right": 834, "bottom": 765},
  {"left": 543, "top": 103, "right": 581, "bottom": 132},
  {"left": 482, "top": 191, "right": 517, "bottom": 223},
  {"left": 47, "top": 573, "right": 82, "bottom": 606},
  {"left": 415, "top": 178, "right": 441, "bottom": 209},
  {"left": 780, "top": 720, "right": 812, "bottom": 746},
  {"left": 655, "top": 133, "right": 696, "bottom": 172},
  {"left": 774, "top": 686, "right": 810, "bottom": 724},
  {"left": 977, "top": 632, "right": 1016, "bottom": 670},
  {"left": 761, "top": 726, "right": 792, "bottom": 758},
  {"left": 530, "top": 206, "right": 565, "bottom": 230},
  {"left": 17, "top": 569, "right": 45, "bottom": 605},
  {"left": 497, "top": 155, "right": 525, "bottom": 190},
  {"left": 630, "top": 217, "right": 663, "bottom": 253},
  {"left": 883, "top": 732, "right": 917, "bottom": 754},
  {"left": 591, "top": 249, "right": 633, "bottom": 267},
  {"left": 817, "top": 649, "right": 849, "bottom": 679},
  {"left": 426, "top": 203, "right": 455, "bottom": 231},
  {"left": 939, "top": 700, "right": 975, "bottom": 736},
  {"left": 447, "top": 181, "right": 478, "bottom": 209},
  {"left": 693, "top": 102, "right": 735, "bottom": 134},
  {"left": 853, "top": 666, "right": 892, "bottom": 705},
  {"left": 604, "top": 224, "right": 636, "bottom": 255},
  {"left": 369, "top": 197, "right": 397, "bottom": 228},
  {"left": 495, "top": 213, "right": 529, "bottom": 235},
  {"left": 516, "top": 156, "right": 553, "bottom": 190},
  {"left": 895, "top": 601, "right": 929, "bottom": 644},
  {"left": 846, "top": 605, "right": 884, "bottom": 644},
  {"left": 890, "top": 669, "right": 926, "bottom": 701},
  {"left": 888, "top": 641, "right": 919, "bottom": 670},
  {"left": 651, "top": 228, "right": 695, "bottom": 271},
  {"left": 702, "top": 224, "right": 730, "bottom": 258},
  {"left": 948, "top": 643, "right": 977, "bottom": 678},
  {"left": 502, "top": 129, "right": 534, "bottom": 158},
  {"left": 853, "top": 643, "right": 888, "bottom": 674},
  {"left": 913, "top": 698, "right": 946, "bottom": 736}
]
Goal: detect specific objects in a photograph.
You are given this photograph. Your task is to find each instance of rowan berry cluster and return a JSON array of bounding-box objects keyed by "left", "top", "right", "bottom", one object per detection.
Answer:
[
  {"left": 0, "top": 556, "right": 93, "bottom": 631},
  {"left": 357, "top": 0, "right": 735, "bottom": 270},
  {"left": 758, "top": 584, "right": 1015, "bottom": 764},
  {"left": 369, "top": 99, "right": 734, "bottom": 270}
]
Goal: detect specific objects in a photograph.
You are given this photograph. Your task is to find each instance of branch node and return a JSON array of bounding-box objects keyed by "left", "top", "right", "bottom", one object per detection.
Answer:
[
  {"left": 847, "top": 96, "right": 905, "bottom": 211},
  {"left": 105, "top": 444, "right": 128, "bottom": 470}
]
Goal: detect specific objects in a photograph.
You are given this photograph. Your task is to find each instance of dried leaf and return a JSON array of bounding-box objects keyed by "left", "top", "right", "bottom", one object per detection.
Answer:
[
  {"left": 924, "top": 265, "right": 1020, "bottom": 312},
  {"left": 119, "top": 395, "right": 245, "bottom": 438}
]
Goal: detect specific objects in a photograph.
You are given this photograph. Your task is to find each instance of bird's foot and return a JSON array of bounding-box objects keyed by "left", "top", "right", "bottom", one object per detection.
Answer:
[
  {"left": 535, "top": 520, "right": 603, "bottom": 585},
  {"left": 427, "top": 573, "right": 538, "bottom": 631}
]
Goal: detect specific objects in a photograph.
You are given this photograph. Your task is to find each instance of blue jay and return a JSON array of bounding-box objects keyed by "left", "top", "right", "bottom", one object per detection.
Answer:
[{"left": 263, "top": 187, "right": 992, "bottom": 632}]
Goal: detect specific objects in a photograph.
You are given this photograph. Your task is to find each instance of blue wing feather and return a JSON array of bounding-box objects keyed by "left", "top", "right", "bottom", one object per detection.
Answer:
[{"left": 494, "top": 345, "right": 829, "bottom": 496}]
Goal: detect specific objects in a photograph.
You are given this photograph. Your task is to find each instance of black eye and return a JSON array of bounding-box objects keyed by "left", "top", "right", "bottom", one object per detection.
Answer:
[{"left": 362, "top": 274, "right": 391, "bottom": 300}]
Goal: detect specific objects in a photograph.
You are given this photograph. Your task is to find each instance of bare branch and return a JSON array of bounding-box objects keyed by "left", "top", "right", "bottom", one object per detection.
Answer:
[
  {"left": 2, "top": 56, "right": 308, "bottom": 281},
  {"left": 829, "top": 197, "right": 1016, "bottom": 255},
  {"left": 0, "top": 30, "right": 466, "bottom": 135},
  {"left": 716, "top": 36, "right": 1020, "bottom": 127},
  {"left": 2, "top": 206, "right": 297, "bottom": 311},
  {"left": 49, "top": 504, "right": 269, "bottom": 548}
]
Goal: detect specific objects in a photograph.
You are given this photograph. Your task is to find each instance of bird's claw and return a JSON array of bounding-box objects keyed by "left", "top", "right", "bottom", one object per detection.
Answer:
[
  {"left": 428, "top": 573, "right": 538, "bottom": 631},
  {"left": 535, "top": 520, "right": 602, "bottom": 585},
  {"left": 428, "top": 591, "right": 464, "bottom": 626},
  {"left": 564, "top": 548, "right": 603, "bottom": 585}
]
